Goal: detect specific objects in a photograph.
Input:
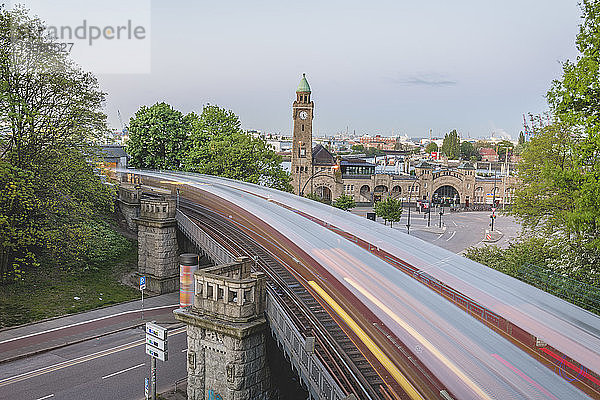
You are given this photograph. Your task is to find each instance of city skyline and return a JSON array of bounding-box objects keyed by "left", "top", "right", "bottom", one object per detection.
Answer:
[{"left": 14, "top": 1, "right": 583, "bottom": 139}]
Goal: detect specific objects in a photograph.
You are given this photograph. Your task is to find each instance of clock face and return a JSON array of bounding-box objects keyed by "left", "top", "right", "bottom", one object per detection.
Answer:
[{"left": 299, "top": 111, "right": 308, "bottom": 120}]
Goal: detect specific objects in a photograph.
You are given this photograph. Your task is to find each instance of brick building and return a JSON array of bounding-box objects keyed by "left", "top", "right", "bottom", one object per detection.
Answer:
[{"left": 290, "top": 74, "right": 518, "bottom": 206}]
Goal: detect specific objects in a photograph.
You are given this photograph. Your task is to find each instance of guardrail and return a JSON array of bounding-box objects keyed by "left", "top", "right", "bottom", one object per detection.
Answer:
[
  {"left": 176, "top": 210, "right": 235, "bottom": 265},
  {"left": 266, "top": 288, "right": 347, "bottom": 400},
  {"left": 175, "top": 209, "right": 349, "bottom": 400}
]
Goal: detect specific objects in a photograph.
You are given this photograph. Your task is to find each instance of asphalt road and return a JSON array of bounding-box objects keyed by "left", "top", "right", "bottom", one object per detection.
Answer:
[
  {"left": 0, "top": 325, "right": 187, "bottom": 400},
  {"left": 351, "top": 207, "right": 521, "bottom": 253}
]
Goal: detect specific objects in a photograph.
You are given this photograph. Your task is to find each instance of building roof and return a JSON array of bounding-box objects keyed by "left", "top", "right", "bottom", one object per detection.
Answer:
[
  {"left": 99, "top": 145, "right": 128, "bottom": 160},
  {"left": 415, "top": 160, "right": 434, "bottom": 169},
  {"left": 458, "top": 161, "right": 476, "bottom": 170},
  {"left": 479, "top": 147, "right": 498, "bottom": 156},
  {"left": 340, "top": 159, "right": 376, "bottom": 167},
  {"left": 296, "top": 73, "right": 311, "bottom": 93},
  {"left": 312, "top": 144, "right": 335, "bottom": 165}
]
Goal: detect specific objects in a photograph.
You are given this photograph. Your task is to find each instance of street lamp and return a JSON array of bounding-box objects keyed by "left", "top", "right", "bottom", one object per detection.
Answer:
[
  {"left": 300, "top": 165, "right": 339, "bottom": 197},
  {"left": 490, "top": 167, "right": 497, "bottom": 231},
  {"left": 406, "top": 180, "right": 419, "bottom": 234}
]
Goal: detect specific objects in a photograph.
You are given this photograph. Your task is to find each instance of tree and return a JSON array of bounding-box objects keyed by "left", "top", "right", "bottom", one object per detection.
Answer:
[
  {"left": 0, "top": 6, "right": 117, "bottom": 279},
  {"left": 495, "top": 140, "right": 514, "bottom": 162},
  {"left": 332, "top": 194, "right": 356, "bottom": 211},
  {"left": 511, "top": 122, "right": 587, "bottom": 240},
  {"left": 459, "top": 141, "right": 477, "bottom": 160},
  {"left": 518, "top": 131, "right": 526, "bottom": 145},
  {"left": 304, "top": 192, "right": 327, "bottom": 203},
  {"left": 351, "top": 144, "right": 365, "bottom": 153},
  {"left": 510, "top": 0, "right": 600, "bottom": 251},
  {"left": 425, "top": 142, "right": 438, "bottom": 153},
  {"left": 185, "top": 105, "right": 292, "bottom": 191},
  {"left": 126, "top": 103, "right": 192, "bottom": 169},
  {"left": 374, "top": 197, "right": 403, "bottom": 228},
  {"left": 441, "top": 130, "right": 460, "bottom": 159}
]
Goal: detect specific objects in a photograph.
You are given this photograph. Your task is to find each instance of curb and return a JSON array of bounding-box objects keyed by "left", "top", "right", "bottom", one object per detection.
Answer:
[{"left": 482, "top": 230, "right": 504, "bottom": 243}]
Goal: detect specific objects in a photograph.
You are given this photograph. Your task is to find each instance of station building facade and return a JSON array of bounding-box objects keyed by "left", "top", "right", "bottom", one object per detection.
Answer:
[{"left": 290, "top": 74, "right": 518, "bottom": 206}]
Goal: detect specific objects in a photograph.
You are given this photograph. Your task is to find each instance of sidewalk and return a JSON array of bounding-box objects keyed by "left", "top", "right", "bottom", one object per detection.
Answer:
[{"left": 0, "top": 292, "right": 180, "bottom": 364}]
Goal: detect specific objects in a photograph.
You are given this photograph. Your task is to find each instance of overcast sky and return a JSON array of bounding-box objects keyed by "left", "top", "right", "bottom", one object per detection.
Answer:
[{"left": 15, "top": 1, "right": 583, "bottom": 139}]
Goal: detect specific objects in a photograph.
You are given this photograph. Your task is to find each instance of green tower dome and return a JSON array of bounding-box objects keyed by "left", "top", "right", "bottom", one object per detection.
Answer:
[{"left": 296, "top": 73, "right": 311, "bottom": 93}]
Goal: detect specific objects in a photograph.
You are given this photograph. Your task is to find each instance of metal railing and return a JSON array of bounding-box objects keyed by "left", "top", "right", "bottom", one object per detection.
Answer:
[
  {"left": 516, "top": 264, "right": 600, "bottom": 315},
  {"left": 175, "top": 210, "right": 235, "bottom": 265},
  {"left": 176, "top": 209, "right": 349, "bottom": 400}
]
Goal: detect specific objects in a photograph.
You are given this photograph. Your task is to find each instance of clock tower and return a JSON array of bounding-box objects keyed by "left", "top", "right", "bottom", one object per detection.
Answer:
[{"left": 291, "top": 73, "right": 314, "bottom": 195}]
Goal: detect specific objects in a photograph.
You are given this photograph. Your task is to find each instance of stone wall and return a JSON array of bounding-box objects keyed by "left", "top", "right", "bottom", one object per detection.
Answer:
[
  {"left": 135, "top": 197, "right": 179, "bottom": 293},
  {"left": 174, "top": 257, "right": 270, "bottom": 400}
]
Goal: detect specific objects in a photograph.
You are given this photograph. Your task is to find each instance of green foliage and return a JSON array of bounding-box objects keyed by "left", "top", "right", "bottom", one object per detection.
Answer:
[
  {"left": 184, "top": 105, "right": 292, "bottom": 192},
  {"left": 0, "top": 237, "right": 138, "bottom": 328},
  {"left": 0, "top": 6, "right": 107, "bottom": 169},
  {"left": 459, "top": 141, "right": 478, "bottom": 160},
  {"left": 126, "top": 103, "right": 191, "bottom": 169},
  {"left": 364, "top": 147, "right": 385, "bottom": 157},
  {"left": 351, "top": 144, "right": 365, "bottom": 153},
  {"left": 441, "top": 130, "right": 460, "bottom": 159},
  {"left": 374, "top": 197, "right": 403, "bottom": 227},
  {"left": 0, "top": 7, "right": 120, "bottom": 281},
  {"left": 332, "top": 193, "right": 356, "bottom": 211},
  {"left": 495, "top": 140, "right": 514, "bottom": 162},
  {"left": 0, "top": 162, "right": 42, "bottom": 281},
  {"left": 464, "top": 237, "right": 600, "bottom": 313},
  {"left": 126, "top": 103, "right": 292, "bottom": 191},
  {"left": 511, "top": 123, "right": 579, "bottom": 236},
  {"left": 425, "top": 142, "right": 438, "bottom": 153},
  {"left": 541, "top": 0, "right": 600, "bottom": 250},
  {"left": 304, "top": 192, "right": 327, "bottom": 203}
]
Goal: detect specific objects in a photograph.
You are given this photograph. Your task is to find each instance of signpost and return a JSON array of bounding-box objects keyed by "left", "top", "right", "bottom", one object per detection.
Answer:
[
  {"left": 145, "top": 322, "right": 168, "bottom": 400},
  {"left": 140, "top": 276, "right": 146, "bottom": 320}
]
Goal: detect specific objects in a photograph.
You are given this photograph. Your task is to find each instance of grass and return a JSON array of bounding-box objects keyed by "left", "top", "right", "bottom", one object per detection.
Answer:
[{"left": 0, "top": 239, "right": 140, "bottom": 329}]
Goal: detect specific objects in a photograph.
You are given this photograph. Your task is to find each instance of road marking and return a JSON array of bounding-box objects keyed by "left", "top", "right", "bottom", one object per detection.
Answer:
[
  {"left": 0, "top": 305, "right": 178, "bottom": 345},
  {"left": 344, "top": 277, "right": 493, "bottom": 400},
  {"left": 452, "top": 221, "right": 458, "bottom": 227},
  {"left": 35, "top": 395, "right": 54, "bottom": 400},
  {"left": 0, "top": 326, "right": 186, "bottom": 387},
  {"left": 308, "top": 280, "right": 425, "bottom": 400},
  {"left": 181, "top": 348, "right": 188, "bottom": 353},
  {"left": 446, "top": 231, "right": 456, "bottom": 241},
  {"left": 433, "top": 233, "right": 444, "bottom": 241},
  {"left": 102, "top": 363, "right": 145, "bottom": 380}
]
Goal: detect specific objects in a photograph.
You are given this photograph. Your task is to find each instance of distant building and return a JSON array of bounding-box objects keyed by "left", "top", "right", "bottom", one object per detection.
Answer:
[
  {"left": 479, "top": 147, "right": 499, "bottom": 162},
  {"left": 290, "top": 75, "right": 517, "bottom": 206},
  {"left": 98, "top": 145, "right": 128, "bottom": 169},
  {"left": 359, "top": 134, "right": 396, "bottom": 150}
]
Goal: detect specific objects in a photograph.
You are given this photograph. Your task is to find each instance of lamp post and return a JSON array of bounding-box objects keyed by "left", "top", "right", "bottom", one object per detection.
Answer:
[
  {"left": 439, "top": 203, "right": 444, "bottom": 228},
  {"left": 490, "top": 167, "right": 497, "bottom": 231},
  {"left": 406, "top": 179, "right": 419, "bottom": 234},
  {"left": 300, "top": 165, "right": 339, "bottom": 197}
]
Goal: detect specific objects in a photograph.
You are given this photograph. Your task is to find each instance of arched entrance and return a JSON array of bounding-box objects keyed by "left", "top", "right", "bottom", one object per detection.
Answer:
[
  {"left": 373, "top": 185, "right": 388, "bottom": 202},
  {"left": 433, "top": 185, "right": 460, "bottom": 206},
  {"left": 315, "top": 186, "right": 332, "bottom": 203}
]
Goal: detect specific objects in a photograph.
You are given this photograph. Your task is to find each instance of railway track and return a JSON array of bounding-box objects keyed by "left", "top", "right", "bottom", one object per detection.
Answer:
[{"left": 180, "top": 199, "right": 392, "bottom": 400}]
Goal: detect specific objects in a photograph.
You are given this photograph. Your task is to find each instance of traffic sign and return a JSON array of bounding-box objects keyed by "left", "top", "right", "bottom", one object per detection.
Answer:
[
  {"left": 145, "top": 377, "right": 149, "bottom": 399},
  {"left": 146, "top": 344, "right": 168, "bottom": 361},
  {"left": 146, "top": 333, "right": 168, "bottom": 351},
  {"left": 140, "top": 276, "right": 146, "bottom": 290},
  {"left": 146, "top": 322, "right": 168, "bottom": 341},
  {"left": 492, "top": 207, "right": 496, "bottom": 212}
]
